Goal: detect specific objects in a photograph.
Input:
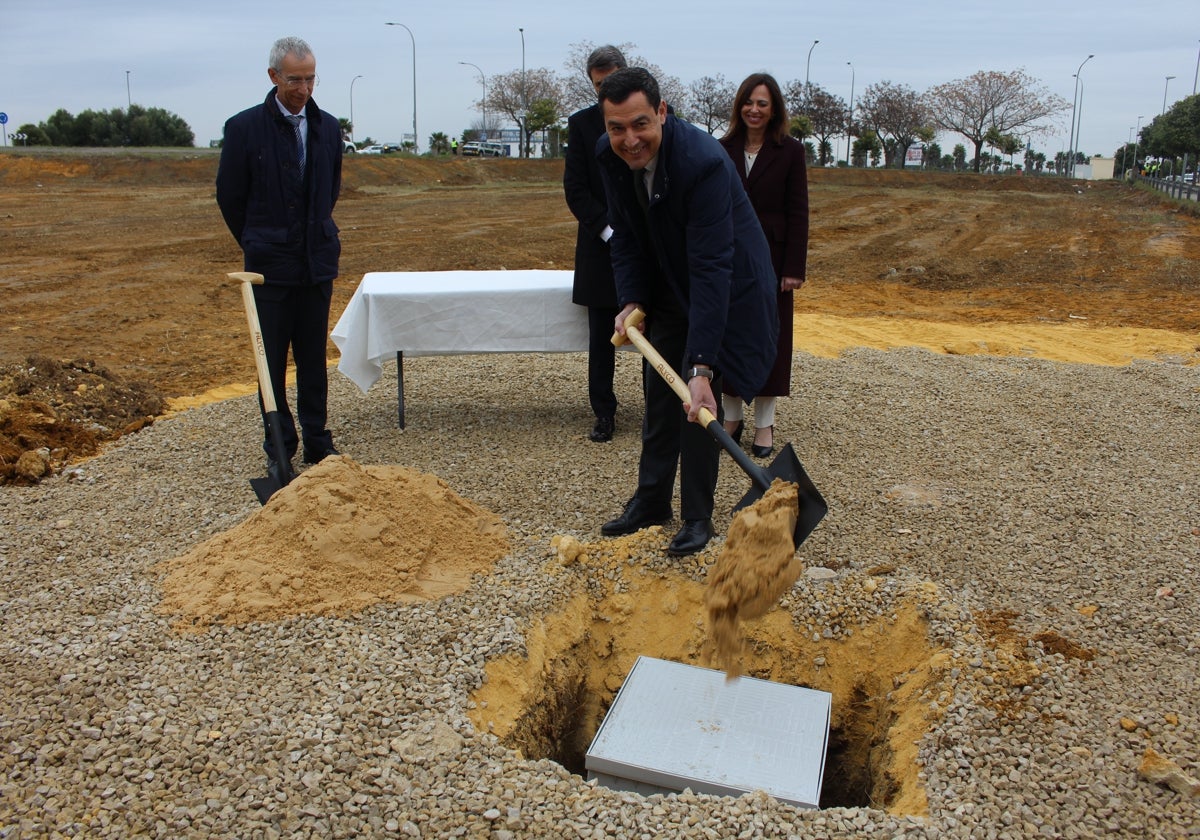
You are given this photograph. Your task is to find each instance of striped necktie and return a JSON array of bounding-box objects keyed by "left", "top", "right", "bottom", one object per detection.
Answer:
[{"left": 286, "top": 114, "right": 305, "bottom": 170}]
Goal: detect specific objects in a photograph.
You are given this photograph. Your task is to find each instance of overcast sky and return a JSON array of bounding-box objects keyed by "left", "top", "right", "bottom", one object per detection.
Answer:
[{"left": 3, "top": 0, "right": 1198, "bottom": 160}]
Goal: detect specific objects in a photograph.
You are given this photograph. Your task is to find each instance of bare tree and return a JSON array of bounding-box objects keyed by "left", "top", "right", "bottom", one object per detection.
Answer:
[
  {"left": 484, "top": 67, "right": 564, "bottom": 157},
  {"left": 857, "top": 80, "right": 930, "bottom": 168},
  {"left": 782, "top": 80, "right": 805, "bottom": 124},
  {"left": 784, "top": 82, "right": 845, "bottom": 166},
  {"left": 925, "top": 69, "right": 1068, "bottom": 172},
  {"left": 560, "top": 40, "right": 689, "bottom": 117},
  {"left": 686, "top": 74, "right": 735, "bottom": 135}
]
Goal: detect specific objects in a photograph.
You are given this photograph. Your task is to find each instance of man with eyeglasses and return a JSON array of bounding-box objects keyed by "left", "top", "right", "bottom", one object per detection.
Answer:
[{"left": 217, "top": 36, "right": 344, "bottom": 473}]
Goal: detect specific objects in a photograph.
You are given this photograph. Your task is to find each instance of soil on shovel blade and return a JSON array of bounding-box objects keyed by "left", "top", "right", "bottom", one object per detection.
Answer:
[{"left": 705, "top": 479, "right": 802, "bottom": 677}]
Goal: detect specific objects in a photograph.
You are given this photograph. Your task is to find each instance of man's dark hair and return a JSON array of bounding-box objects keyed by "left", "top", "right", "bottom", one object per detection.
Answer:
[
  {"left": 586, "top": 45, "right": 627, "bottom": 77},
  {"left": 597, "top": 67, "right": 661, "bottom": 109}
]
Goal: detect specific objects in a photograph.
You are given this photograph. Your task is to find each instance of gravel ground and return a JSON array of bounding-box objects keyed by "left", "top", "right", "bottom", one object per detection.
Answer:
[{"left": 2, "top": 348, "right": 1198, "bottom": 838}]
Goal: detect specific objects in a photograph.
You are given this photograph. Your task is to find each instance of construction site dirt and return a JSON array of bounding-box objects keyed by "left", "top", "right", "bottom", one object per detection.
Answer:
[{"left": 1, "top": 150, "right": 1197, "bottom": 483}]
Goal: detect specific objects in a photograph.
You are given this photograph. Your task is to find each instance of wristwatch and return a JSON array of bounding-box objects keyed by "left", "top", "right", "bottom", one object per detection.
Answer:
[{"left": 685, "top": 366, "right": 713, "bottom": 381}]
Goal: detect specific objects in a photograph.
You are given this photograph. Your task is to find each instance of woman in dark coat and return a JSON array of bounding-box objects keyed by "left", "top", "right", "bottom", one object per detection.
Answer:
[{"left": 718, "top": 72, "right": 809, "bottom": 457}]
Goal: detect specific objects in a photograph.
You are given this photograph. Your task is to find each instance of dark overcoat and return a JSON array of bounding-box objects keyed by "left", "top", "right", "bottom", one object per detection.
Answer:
[
  {"left": 564, "top": 103, "right": 617, "bottom": 308},
  {"left": 718, "top": 133, "right": 809, "bottom": 396},
  {"left": 597, "top": 115, "right": 778, "bottom": 400},
  {"left": 216, "top": 89, "right": 342, "bottom": 286}
]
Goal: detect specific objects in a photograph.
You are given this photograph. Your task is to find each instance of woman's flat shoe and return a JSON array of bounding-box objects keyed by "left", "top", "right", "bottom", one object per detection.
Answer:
[{"left": 751, "top": 426, "right": 774, "bottom": 458}]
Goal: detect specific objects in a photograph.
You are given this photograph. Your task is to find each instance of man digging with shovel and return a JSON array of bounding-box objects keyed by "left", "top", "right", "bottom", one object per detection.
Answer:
[{"left": 597, "top": 67, "right": 780, "bottom": 556}]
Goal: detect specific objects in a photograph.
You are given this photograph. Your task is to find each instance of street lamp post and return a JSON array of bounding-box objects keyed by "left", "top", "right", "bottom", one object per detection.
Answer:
[
  {"left": 1184, "top": 43, "right": 1199, "bottom": 183},
  {"left": 458, "top": 61, "right": 487, "bottom": 140},
  {"left": 1122, "top": 125, "right": 1134, "bottom": 177},
  {"left": 519, "top": 27, "right": 527, "bottom": 158},
  {"left": 1131, "top": 115, "right": 1143, "bottom": 178},
  {"left": 1160, "top": 75, "right": 1177, "bottom": 180},
  {"left": 125, "top": 70, "right": 131, "bottom": 109},
  {"left": 349, "top": 75, "right": 363, "bottom": 144},
  {"left": 845, "top": 61, "right": 855, "bottom": 166},
  {"left": 1075, "top": 78, "right": 1084, "bottom": 172},
  {"left": 385, "top": 22, "right": 418, "bottom": 154},
  {"left": 805, "top": 39, "right": 819, "bottom": 112},
  {"left": 1194, "top": 39, "right": 1200, "bottom": 95},
  {"left": 1067, "top": 54, "right": 1093, "bottom": 179}
]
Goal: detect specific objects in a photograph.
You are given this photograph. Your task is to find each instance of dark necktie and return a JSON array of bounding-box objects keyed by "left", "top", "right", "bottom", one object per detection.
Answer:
[
  {"left": 635, "top": 171, "right": 649, "bottom": 213},
  {"left": 286, "top": 114, "right": 305, "bottom": 170}
]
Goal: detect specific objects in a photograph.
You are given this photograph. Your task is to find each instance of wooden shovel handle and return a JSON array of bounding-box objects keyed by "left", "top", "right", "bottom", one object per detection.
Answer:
[
  {"left": 612, "top": 308, "right": 718, "bottom": 427},
  {"left": 227, "top": 271, "right": 279, "bottom": 414},
  {"left": 613, "top": 308, "right": 778, "bottom": 494}
]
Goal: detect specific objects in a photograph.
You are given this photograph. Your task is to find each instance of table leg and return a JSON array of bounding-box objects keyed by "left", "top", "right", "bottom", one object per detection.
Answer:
[{"left": 397, "top": 351, "right": 406, "bottom": 429}]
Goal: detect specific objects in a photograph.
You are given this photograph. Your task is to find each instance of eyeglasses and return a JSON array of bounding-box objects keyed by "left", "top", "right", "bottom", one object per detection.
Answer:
[{"left": 282, "top": 75, "right": 319, "bottom": 89}]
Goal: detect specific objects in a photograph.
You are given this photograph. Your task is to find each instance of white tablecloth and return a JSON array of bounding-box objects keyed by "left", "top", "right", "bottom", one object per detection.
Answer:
[{"left": 331, "top": 270, "right": 588, "bottom": 392}]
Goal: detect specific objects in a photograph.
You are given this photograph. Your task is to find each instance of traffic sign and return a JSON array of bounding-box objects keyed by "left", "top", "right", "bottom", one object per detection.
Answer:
[{"left": 0, "top": 113, "right": 7, "bottom": 125}]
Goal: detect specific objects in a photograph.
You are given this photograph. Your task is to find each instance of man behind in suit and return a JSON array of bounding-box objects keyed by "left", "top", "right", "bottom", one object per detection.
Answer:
[
  {"left": 217, "top": 36, "right": 343, "bottom": 472},
  {"left": 564, "top": 45, "right": 628, "bottom": 443},
  {"left": 597, "top": 67, "right": 779, "bottom": 557}
]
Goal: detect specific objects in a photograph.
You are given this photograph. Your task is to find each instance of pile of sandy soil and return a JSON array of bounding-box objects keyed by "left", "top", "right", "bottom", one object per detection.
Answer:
[{"left": 154, "top": 455, "right": 507, "bottom": 629}]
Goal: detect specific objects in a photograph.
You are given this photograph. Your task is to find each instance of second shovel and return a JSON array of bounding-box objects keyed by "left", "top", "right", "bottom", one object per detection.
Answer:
[{"left": 229, "top": 271, "right": 294, "bottom": 504}]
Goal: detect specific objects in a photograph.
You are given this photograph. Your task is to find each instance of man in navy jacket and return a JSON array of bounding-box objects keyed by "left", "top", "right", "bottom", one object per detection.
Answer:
[
  {"left": 217, "top": 36, "right": 343, "bottom": 470},
  {"left": 564, "top": 45, "right": 628, "bottom": 443},
  {"left": 597, "top": 67, "right": 778, "bottom": 556}
]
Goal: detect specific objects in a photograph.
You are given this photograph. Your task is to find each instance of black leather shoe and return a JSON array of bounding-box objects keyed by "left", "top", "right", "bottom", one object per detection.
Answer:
[
  {"left": 303, "top": 445, "right": 341, "bottom": 464},
  {"left": 668, "top": 519, "right": 714, "bottom": 556},
  {"left": 601, "top": 497, "right": 672, "bottom": 537},
  {"left": 589, "top": 416, "right": 615, "bottom": 443},
  {"left": 751, "top": 426, "right": 774, "bottom": 459}
]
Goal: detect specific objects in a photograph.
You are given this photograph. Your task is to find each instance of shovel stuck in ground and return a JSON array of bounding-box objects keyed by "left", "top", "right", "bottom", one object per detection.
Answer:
[
  {"left": 612, "top": 309, "right": 827, "bottom": 549},
  {"left": 229, "top": 271, "right": 294, "bottom": 504}
]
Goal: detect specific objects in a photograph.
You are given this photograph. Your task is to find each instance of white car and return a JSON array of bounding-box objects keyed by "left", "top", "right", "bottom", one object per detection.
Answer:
[
  {"left": 462, "top": 141, "right": 507, "bottom": 158},
  {"left": 343, "top": 140, "right": 356, "bottom": 154},
  {"left": 359, "top": 145, "right": 385, "bottom": 155}
]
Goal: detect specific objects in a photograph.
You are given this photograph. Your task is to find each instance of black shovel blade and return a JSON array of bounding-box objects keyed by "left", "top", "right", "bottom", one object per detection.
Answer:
[
  {"left": 250, "top": 475, "right": 283, "bottom": 505},
  {"left": 250, "top": 461, "right": 290, "bottom": 506},
  {"left": 733, "top": 443, "right": 828, "bottom": 549},
  {"left": 251, "top": 411, "right": 294, "bottom": 505}
]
